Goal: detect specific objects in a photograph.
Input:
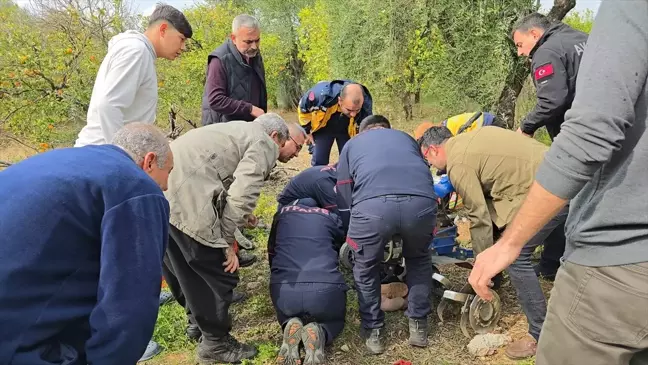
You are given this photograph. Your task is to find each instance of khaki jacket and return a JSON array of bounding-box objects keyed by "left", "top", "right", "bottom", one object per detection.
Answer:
[
  {"left": 165, "top": 121, "right": 279, "bottom": 248},
  {"left": 445, "top": 127, "right": 548, "bottom": 253}
]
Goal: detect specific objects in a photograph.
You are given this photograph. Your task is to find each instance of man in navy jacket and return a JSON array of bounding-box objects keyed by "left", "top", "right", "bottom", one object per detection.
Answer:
[
  {"left": 276, "top": 164, "right": 338, "bottom": 212},
  {"left": 268, "top": 198, "right": 347, "bottom": 365},
  {"left": 0, "top": 123, "right": 173, "bottom": 365},
  {"left": 337, "top": 115, "right": 437, "bottom": 354}
]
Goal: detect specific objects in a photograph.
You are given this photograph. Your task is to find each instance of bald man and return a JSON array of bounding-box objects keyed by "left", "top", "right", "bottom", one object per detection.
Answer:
[{"left": 298, "top": 80, "right": 373, "bottom": 166}]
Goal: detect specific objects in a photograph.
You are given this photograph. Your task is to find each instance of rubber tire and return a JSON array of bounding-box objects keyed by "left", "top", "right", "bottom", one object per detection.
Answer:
[{"left": 339, "top": 242, "right": 355, "bottom": 270}]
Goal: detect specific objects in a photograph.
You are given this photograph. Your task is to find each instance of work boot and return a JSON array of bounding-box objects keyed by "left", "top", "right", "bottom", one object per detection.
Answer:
[
  {"left": 186, "top": 323, "right": 201, "bottom": 342},
  {"left": 197, "top": 335, "right": 257, "bottom": 364},
  {"left": 408, "top": 318, "right": 429, "bottom": 347},
  {"left": 505, "top": 334, "right": 537, "bottom": 359},
  {"left": 237, "top": 250, "right": 257, "bottom": 268},
  {"left": 276, "top": 318, "right": 303, "bottom": 365},
  {"left": 302, "top": 323, "right": 326, "bottom": 365},
  {"left": 232, "top": 290, "right": 247, "bottom": 304},
  {"left": 362, "top": 328, "right": 385, "bottom": 355}
]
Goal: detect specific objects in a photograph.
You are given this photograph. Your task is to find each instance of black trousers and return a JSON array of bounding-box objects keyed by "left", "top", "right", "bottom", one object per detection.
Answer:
[{"left": 162, "top": 224, "right": 239, "bottom": 340}]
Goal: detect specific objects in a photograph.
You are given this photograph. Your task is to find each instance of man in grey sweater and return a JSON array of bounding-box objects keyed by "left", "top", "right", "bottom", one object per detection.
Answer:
[{"left": 468, "top": 1, "right": 648, "bottom": 363}]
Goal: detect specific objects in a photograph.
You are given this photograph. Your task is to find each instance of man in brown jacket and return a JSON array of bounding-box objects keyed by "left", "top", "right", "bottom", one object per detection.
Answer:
[
  {"left": 418, "top": 126, "right": 567, "bottom": 359},
  {"left": 162, "top": 113, "right": 301, "bottom": 364}
]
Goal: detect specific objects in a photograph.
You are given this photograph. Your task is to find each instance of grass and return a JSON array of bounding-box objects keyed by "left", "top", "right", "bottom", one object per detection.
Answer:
[{"left": 1, "top": 101, "right": 548, "bottom": 365}]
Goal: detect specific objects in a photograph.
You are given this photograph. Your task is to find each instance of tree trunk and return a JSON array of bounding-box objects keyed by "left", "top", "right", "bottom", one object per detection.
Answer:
[{"left": 495, "top": 0, "right": 576, "bottom": 128}]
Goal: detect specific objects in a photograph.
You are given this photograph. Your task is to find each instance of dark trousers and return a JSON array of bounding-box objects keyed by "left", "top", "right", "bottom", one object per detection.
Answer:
[
  {"left": 311, "top": 122, "right": 350, "bottom": 166},
  {"left": 347, "top": 195, "right": 437, "bottom": 329},
  {"left": 270, "top": 282, "right": 347, "bottom": 345},
  {"left": 162, "top": 224, "right": 239, "bottom": 341},
  {"left": 538, "top": 219, "right": 566, "bottom": 272},
  {"left": 506, "top": 205, "right": 568, "bottom": 341}
]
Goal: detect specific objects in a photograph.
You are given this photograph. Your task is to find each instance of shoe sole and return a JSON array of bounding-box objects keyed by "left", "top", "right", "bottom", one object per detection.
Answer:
[
  {"left": 302, "top": 323, "right": 325, "bottom": 365},
  {"left": 408, "top": 339, "right": 429, "bottom": 348},
  {"left": 277, "top": 318, "right": 303, "bottom": 365}
]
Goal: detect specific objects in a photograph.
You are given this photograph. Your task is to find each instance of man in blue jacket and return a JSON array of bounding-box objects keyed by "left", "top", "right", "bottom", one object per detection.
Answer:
[
  {"left": 298, "top": 80, "right": 373, "bottom": 166},
  {"left": 0, "top": 123, "right": 173, "bottom": 365},
  {"left": 337, "top": 115, "right": 437, "bottom": 354},
  {"left": 268, "top": 198, "right": 347, "bottom": 365},
  {"left": 276, "top": 164, "right": 338, "bottom": 212}
]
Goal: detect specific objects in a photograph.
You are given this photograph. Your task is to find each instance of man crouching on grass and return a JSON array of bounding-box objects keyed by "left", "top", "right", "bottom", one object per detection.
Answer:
[{"left": 268, "top": 198, "right": 348, "bottom": 365}]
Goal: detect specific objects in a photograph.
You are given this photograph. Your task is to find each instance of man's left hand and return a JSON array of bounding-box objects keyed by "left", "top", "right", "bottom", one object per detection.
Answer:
[{"left": 468, "top": 241, "right": 522, "bottom": 301}]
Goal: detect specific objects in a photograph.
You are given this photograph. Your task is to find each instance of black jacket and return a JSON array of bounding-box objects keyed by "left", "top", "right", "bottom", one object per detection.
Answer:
[{"left": 521, "top": 23, "right": 588, "bottom": 139}]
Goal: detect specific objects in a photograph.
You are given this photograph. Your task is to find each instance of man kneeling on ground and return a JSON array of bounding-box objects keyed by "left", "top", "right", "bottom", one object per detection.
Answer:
[{"left": 268, "top": 198, "right": 347, "bottom": 365}]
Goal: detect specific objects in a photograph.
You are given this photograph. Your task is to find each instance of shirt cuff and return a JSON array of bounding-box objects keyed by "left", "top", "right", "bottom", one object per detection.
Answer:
[{"left": 535, "top": 152, "right": 589, "bottom": 200}]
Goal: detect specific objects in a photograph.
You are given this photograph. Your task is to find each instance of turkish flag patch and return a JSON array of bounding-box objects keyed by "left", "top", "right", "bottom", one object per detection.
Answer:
[
  {"left": 534, "top": 63, "right": 554, "bottom": 81},
  {"left": 308, "top": 91, "right": 315, "bottom": 101}
]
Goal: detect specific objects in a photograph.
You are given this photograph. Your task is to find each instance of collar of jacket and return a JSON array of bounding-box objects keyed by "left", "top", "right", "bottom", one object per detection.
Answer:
[{"left": 529, "top": 22, "right": 566, "bottom": 58}]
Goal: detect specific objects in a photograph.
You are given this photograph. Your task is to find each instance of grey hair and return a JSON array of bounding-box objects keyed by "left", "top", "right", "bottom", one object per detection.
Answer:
[
  {"left": 111, "top": 122, "right": 171, "bottom": 168},
  {"left": 232, "top": 14, "right": 260, "bottom": 33},
  {"left": 417, "top": 126, "right": 453, "bottom": 148},
  {"left": 287, "top": 122, "right": 307, "bottom": 138},
  {"left": 255, "top": 113, "right": 289, "bottom": 142},
  {"left": 511, "top": 12, "right": 552, "bottom": 38}
]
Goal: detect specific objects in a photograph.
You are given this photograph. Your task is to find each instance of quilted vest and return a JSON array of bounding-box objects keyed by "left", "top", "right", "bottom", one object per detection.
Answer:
[{"left": 201, "top": 39, "right": 267, "bottom": 125}]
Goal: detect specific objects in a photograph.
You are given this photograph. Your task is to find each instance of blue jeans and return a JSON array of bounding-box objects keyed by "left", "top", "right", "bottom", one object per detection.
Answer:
[
  {"left": 347, "top": 195, "right": 437, "bottom": 329},
  {"left": 270, "top": 282, "right": 347, "bottom": 345},
  {"left": 507, "top": 205, "right": 569, "bottom": 340}
]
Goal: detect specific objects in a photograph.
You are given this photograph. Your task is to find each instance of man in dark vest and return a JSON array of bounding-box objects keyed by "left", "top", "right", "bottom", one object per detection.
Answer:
[{"left": 201, "top": 14, "right": 267, "bottom": 126}]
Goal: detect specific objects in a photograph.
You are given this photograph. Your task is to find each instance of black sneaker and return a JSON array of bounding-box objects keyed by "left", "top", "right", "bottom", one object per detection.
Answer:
[
  {"left": 534, "top": 263, "right": 557, "bottom": 281},
  {"left": 237, "top": 250, "right": 258, "bottom": 268},
  {"left": 277, "top": 318, "right": 303, "bottom": 365},
  {"left": 361, "top": 328, "right": 385, "bottom": 355},
  {"left": 302, "top": 323, "right": 326, "bottom": 365},
  {"left": 232, "top": 291, "right": 247, "bottom": 304},
  {"left": 408, "top": 318, "right": 429, "bottom": 347},
  {"left": 197, "top": 335, "right": 257, "bottom": 364},
  {"left": 186, "top": 323, "right": 201, "bottom": 342}
]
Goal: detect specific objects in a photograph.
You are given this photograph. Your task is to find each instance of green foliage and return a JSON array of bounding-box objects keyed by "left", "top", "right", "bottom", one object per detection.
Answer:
[
  {"left": 241, "top": 342, "right": 279, "bottom": 365},
  {"left": 152, "top": 294, "right": 196, "bottom": 351},
  {"left": 563, "top": 9, "right": 595, "bottom": 33},
  {"left": 297, "top": 0, "right": 331, "bottom": 83}
]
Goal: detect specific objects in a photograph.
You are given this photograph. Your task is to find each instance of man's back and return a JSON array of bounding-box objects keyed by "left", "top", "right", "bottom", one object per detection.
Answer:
[
  {"left": 277, "top": 165, "right": 337, "bottom": 210},
  {"left": 0, "top": 145, "right": 169, "bottom": 364},
  {"left": 445, "top": 127, "right": 548, "bottom": 226},
  {"left": 269, "top": 204, "right": 345, "bottom": 285},
  {"left": 338, "top": 128, "right": 435, "bottom": 205}
]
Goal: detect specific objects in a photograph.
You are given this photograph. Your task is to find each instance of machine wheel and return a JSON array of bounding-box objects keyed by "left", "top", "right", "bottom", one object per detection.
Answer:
[{"left": 339, "top": 242, "right": 355, "bottom": 270}]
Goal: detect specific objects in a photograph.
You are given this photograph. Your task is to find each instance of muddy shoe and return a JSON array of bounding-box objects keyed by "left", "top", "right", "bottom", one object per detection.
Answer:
[
  {"left": 198, "top": 335, "right": 257, "bottom": 364},
  {"left": 505, "top": 334, "right": 537, "bottom": 359},
  {"left": 362, "top": 328, "right": 385, "bottom": 355},
  {"left": 380, "top": 282, "right": 408, "bottom": 299},
  {"left": 237, "top": 250, "right": 258, "bottom": 268},
  {"left": 302, "top": 323, "right": 326, "bottom": 365},
  {"left": 277, "top": 318, "right": 303, "bottom": 365},
  {"left": 408, "top": 318, "right": 429, "bottom": 347}
]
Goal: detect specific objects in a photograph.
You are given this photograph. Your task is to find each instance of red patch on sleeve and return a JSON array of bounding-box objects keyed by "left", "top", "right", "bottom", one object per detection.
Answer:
[
  {"left": 308, "top": 91, "right": 315, "bottom": 101},
  {"left": 534, "top": 63, "right": 554, "bottom": 81}
]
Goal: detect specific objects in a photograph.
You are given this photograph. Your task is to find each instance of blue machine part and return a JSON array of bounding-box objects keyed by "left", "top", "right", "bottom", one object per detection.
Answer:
[{"left": 434, "top": 174, "right": 455, "bottom": 199}]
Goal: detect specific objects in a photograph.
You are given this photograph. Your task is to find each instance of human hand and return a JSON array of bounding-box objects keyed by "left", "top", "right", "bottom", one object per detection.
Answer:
[
  {"left": 245, "top": 214, "right": 258, "bottom": 228},
  {"left": 468, "top": 240, "right": 521, "bottom": 301},
  {"left": 223, "top": 246, "right": 240, "bottom": 273},
  {"left": 251, "top": 106, "right": 265, "bottom": 118}
]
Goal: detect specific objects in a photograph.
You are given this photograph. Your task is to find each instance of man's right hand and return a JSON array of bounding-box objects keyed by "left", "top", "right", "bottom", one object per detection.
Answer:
[
  {"left": 223, "top": 246, "right": 240, "bottom": 273},
  {"left": 251, "top": 106, "right": 265, "bottom": 118}
]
